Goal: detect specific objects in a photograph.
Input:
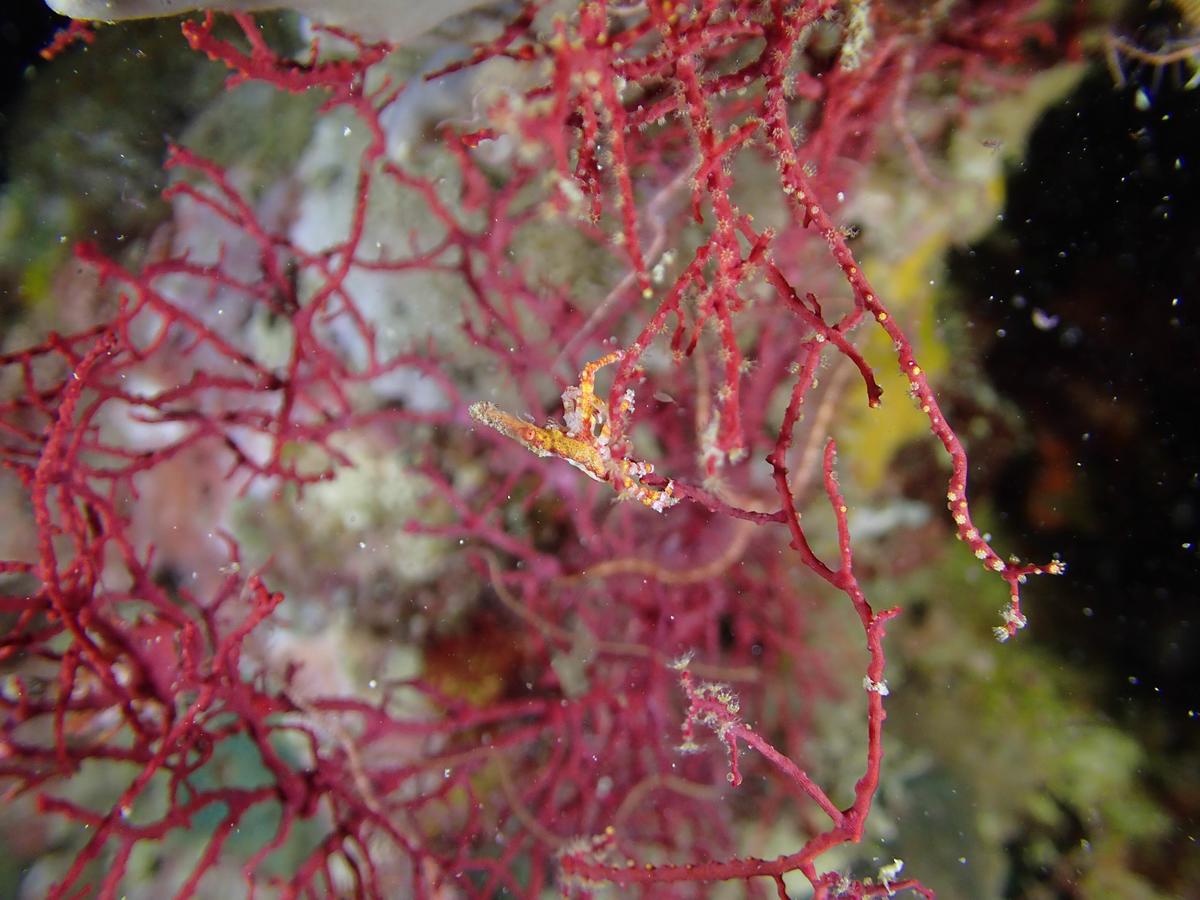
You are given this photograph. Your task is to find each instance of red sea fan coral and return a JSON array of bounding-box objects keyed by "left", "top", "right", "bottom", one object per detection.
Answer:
[{"left": 2, "top": 2, "right": 1072, "bottom": 897}]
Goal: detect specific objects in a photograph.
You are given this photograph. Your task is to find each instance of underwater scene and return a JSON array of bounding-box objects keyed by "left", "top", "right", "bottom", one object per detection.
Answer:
[{"left": 0, "top": 1, "right": 1196, "bottom": 897}]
